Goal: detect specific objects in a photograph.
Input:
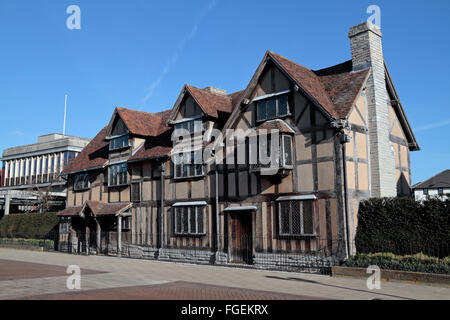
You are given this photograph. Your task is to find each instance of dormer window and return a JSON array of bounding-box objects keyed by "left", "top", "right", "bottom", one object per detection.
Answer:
[
  {"left": 174, "top": 117, "right": 203, "bottom": 135},
  {"left": 255, "top": 90, "right": 290, "bottom": 122},
  {"left": 110, "top": 134, "right": 130, "bottom": 151}
]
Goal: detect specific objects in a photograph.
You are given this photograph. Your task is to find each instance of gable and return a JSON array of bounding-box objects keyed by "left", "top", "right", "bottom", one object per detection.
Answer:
[
  {"left": 174, "top": 94, "right": 204, "bottom": 121},
  {"left": 384, "top": 62, "right": 420, "bottom": 151},
  {"left": 111, "top": 116, "right": 128, "bottom": 136}
]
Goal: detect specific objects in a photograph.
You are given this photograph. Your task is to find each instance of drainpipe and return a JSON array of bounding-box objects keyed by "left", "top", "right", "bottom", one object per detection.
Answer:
[
  {"left": 159, "top": 162, "right": 165, "bottom": 249},
  {"left": 214, "top": 155, "right": 221, "bottom": 262}
]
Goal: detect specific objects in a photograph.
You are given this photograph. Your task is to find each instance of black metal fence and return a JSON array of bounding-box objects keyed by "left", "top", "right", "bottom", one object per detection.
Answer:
[{"left": 2, "top": 230, "right": 449, "bottom": 275}]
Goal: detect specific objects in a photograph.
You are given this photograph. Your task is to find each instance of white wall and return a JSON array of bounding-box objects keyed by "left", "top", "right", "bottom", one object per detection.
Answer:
[{"left": 414, "top": 188, "right": 450, "bottom": 202}]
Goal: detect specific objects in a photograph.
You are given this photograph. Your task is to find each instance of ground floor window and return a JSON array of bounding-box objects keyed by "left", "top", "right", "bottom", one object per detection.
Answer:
[
  {"left": 174, "top": 206, "right": 205, "bottom": 236},
  {"left": 278, "top": 200, "right": 315, "bottom": 236}
]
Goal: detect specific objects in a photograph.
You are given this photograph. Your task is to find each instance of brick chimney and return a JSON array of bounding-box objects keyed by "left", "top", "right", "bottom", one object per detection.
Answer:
[{"left": 349, "top": 21, "right": 396, "bottom": 197}]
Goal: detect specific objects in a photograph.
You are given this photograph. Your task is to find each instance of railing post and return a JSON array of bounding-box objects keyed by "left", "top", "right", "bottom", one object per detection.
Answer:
[{"left": 117, "top": 215, "right": 122, "bottom": 257}]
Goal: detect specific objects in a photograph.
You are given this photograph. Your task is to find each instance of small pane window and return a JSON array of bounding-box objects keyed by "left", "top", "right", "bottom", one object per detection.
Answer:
[
  {"left": 174, "top": 206, "right": 205, "bottom": 236},
  {"left": 74, "top": 173, "right": 89, "bottom": 191},
  {"left": 423, "top": 189, "right": 429, "bottom": 195},
  {"left": 109, "top": 163, "right": 128, "bottom": 186},
  {"left": 257, "top": 101, "right": 267, "bottom": 121},
  {"left": 256, "top": 93, "right": 289, "bottom": 122},
  {"left": 438, "top": 188, "right": 444, "bottom": 196},
  {"left": 110, "top": 135, "right": 130, "bottom": 151},
  {"left": 279, "top": 200, "right": 315, "bottom": 236}
]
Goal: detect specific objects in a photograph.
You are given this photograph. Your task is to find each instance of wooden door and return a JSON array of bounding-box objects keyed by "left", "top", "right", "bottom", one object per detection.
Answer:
[{"left": 229, "top": 212, "right": 253, "bottom": 264}]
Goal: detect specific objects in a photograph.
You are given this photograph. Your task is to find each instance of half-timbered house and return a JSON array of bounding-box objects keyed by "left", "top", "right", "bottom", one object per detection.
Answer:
[{"left": 57, "top": 21, "right": 419, "bottom": 271}]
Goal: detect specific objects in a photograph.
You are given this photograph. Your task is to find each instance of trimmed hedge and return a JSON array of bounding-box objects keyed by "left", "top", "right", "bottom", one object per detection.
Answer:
[
  {"left": 343, "top": 253, "right": 450, "bottom": 275},
  {"left": 0, "top": 238, "right": 54, "bottom": 249},
  {"left": 355, "top": 198, "right": 450, "bottom": 258},
  {"left": 0, "top": 212, "right": 59, "bottom": 239}
]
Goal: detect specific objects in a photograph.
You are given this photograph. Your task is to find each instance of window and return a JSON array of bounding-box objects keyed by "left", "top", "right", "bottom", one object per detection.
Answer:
[
  {"left": 438, "top": 188, "right": 444, "bottom": 196},
  {"left": 74, "top": 173, "right": 90, "bottom": 191},
  {"left": 423, "top": 188, "right": 429, "bottom": 196},
  {"left": 109, "top": 163, "right": 128, "bottom": 186},
  {"left": 256, "top": 94, "right": 289, "bottom": 122},
  {"left": 63, "top": 151, "right": 76, "bottom": 166},
  {"left": 131, "top": 182, "right": 141, "bottom": 202},
  {"left": 174, "top": 206, "right": 205, "bottom": 236},
  {"left": 174, "top": 119, "right": 202, "bottom": 135},
  {"left": 110, "top": 135, "right": 130, "bottom": 151},
  {"left": 251, "top": 134, "right": 293, "bottom": 171},
  {"left": 174, "top": 150, "right": 204, "bottom": 179},
  {"left": 278, "top": 200, "right": 315, "bottom": 236}
]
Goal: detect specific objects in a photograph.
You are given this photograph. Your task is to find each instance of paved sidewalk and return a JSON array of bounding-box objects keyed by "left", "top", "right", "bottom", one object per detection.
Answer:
[{"left": 0, "top": 248, "right": 449, "bottom": 300}]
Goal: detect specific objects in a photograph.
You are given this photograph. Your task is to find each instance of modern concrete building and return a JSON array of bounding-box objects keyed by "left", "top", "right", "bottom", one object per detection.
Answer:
[
  {"left": 0, "top": 133, "right": 90, "bottom": 217},
  {"left": 413, "top": 170, "right": 450, "bottom": 202}
]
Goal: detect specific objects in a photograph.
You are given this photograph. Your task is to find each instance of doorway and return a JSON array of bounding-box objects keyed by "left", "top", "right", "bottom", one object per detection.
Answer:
[{"left": 228, "top": 212, "right": 253, "bottom": 264}]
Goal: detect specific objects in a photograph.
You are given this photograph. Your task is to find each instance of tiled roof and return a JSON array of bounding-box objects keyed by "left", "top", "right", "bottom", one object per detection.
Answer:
[
  {"left": 186, "top": 85, "right": 234, "bottom": 118},
  {"left": 57, "top": 206, "right": 82, "bottom": 217},
  {"left": 314, "top": 60, "right": 370, "bottom": 118},
  {"left": 116, "top": 107, "right": 169, "bottom": 137},
  {"left": 268, "top": 52, "right": 369, "bottom": 119},
  {"left": 61, "top": 127, "right": 109, "bottom": 175},
  {"left": 413, "top": 170, "right": 450, "bottom": 189},
  {"left": 83, "top": 200, "right": 132, "bottom": 216}
]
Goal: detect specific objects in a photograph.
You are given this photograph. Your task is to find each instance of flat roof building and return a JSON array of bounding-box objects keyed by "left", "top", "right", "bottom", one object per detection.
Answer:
[{"left": 0, "top": 133, "right": 90, "bottom": 216}]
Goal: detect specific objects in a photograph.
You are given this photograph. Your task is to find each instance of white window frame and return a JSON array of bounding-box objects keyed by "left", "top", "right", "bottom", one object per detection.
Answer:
[{"left": 281, "top": 135, "right": 294, "bottom": 168}]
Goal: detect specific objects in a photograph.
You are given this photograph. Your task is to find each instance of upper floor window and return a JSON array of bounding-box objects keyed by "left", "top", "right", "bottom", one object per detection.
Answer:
[
  {"left": 251, "top": 134, "right": 293, "bottom": 171},
  {"left": 423, "top": 188, "right": 429, "bottom": 196},
  {"left": 74, "top": 173, "right": 89, "bottom": 191},
  {"left": 110, "top": 134, "right": 130, "bottom": 151},
  {"left": 64, "top": 151, "right": 76, "bottom": 166},
  {"left": 109, "top": 163, "right": 128, "bottom": 186},
  {"left": 174, "top": 118, "right": 203, "bottom": 135},
  {"left": 438, "top": 188, "right": 444, "bottom": 196},
  {"left": 278, "top": 200, "right": 315, "bottom": 237},
  {"left": 174, "top": 151, "right": 204, "bottom": 179},
  {"left": 256, "top": 92, "right": 289, "bottom": 122}
]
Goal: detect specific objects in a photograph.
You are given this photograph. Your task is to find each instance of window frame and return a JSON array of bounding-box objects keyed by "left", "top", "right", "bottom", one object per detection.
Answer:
[
  {"left": 173, "top": 150, "right": 204, "bottom": 180},
  {"left": 438, "top": 188, "right": 444, "bottom": 196},
  {"left": 109, "top": 134, "right": 130, "bottom": 151},
  {"left": 74, "top": 173, "right": 90, "bottom": 191},
  {"left": 174, "top": 206, "right": 206, "bottom": 236},
  {"left": 250, "top": 134, "right": 294, "bottom": 171},
  {"left": 108, "top": 162, "right": 129, "bottom": 187},
  {"left": 255, "top": 92, "right": 290, "bottom": 122},
  {"left": 423, "top": 188, "right": 429, "bottom": 196},
  {"left": 278, "top": 200, "right": 316, "bottom": 237}
]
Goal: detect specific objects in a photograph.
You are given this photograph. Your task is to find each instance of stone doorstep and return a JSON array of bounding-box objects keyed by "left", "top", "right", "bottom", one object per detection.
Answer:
[{"left": 331, "top": 266, "right": 450, "bottom": 288}]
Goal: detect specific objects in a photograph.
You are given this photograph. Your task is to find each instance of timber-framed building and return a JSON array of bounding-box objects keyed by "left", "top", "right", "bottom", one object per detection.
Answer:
[{"left": 57, "top": 22, "right": 419, "bottom": 271}]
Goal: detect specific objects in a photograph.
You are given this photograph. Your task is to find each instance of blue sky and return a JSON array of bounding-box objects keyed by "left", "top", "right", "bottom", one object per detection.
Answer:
[{"left": 0, "top": 0, "right": 448, "bottom": 184}]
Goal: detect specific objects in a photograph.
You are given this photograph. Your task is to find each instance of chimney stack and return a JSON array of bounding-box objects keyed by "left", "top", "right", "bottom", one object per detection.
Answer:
[{"left": 349, "top": 21, "right": 396, "bottom": 197}]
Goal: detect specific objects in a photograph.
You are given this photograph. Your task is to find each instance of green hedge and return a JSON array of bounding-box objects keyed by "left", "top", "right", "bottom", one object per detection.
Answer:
[
  {"left": 0, "top": 238, "right": 54, "bottom": 249},
  {"left": 343, "top": 253, "right": 450, "bottom": 275},
  {"left": 355, "top": 198, "right": 450, "bottom": 257},
  {"left": 0, "top": 212, "right": 59, "bottom": 239}
]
